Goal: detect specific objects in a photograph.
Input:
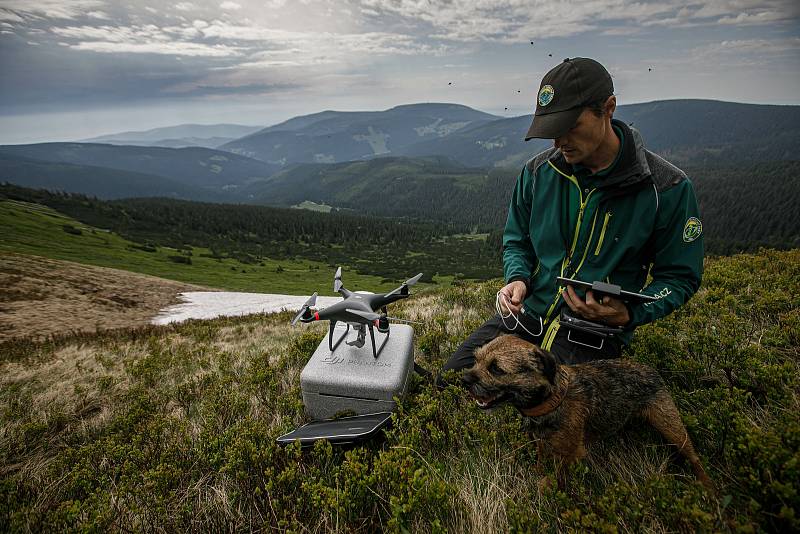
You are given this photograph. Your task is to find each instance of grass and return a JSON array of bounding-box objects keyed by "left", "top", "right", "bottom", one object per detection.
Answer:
[
  {"left": 1, "top": 249, "right": 798, "bottom": 532},
  {"left": 0, "top": 199, "right": 399, "bottom": 295},
  {"left": 0, "top": 252, "right": 207, "bottom": 341}
]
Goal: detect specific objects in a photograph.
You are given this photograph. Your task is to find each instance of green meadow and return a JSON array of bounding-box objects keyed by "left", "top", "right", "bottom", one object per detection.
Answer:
[{"left": 0, "top": 199, "right": 400, "bottom": 295}]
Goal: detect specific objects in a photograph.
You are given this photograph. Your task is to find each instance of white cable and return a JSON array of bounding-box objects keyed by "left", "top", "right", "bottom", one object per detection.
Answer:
[{"left": 496, "top": 291, "right": 544, "bottom": 337}]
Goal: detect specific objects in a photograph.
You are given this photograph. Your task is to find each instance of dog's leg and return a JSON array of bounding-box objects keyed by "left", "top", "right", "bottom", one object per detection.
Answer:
[
  {"left": 545, "top": 414, "right": 588, "bottom": 491},
  {"left": 641, "top": 390, "right": 714, "bottom": 491},
  {"left": 531, "top": 432, "right": 587, "bottom": 492}
]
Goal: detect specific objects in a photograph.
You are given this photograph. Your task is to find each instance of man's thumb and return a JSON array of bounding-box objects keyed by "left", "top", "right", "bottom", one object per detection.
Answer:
[{"left": 511, "top": 288, "right": 523, "bottom": 304}]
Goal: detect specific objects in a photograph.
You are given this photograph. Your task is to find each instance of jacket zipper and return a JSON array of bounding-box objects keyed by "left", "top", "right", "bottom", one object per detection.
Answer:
[
  {"left": 569, "top": 209, "right": 599, "bottom": 276},
  {"left": 594, "top": 211, "right": 613, "bottom": 256},
  {"left": 541, "top": 201, "right": 599, "bottom": 350},
  {"left": 542, "top": 163, "right": 599, "bottom": 327}
]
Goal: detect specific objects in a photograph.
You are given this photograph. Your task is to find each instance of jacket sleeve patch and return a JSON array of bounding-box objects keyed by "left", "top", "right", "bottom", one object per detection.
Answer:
[{"left": 682, "top": 217, "right": 702, "bottom": 243}]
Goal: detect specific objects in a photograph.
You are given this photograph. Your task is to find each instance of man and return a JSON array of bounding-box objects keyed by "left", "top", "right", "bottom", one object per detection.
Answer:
[{"left": 441, "top": 57, "right": 704, "bottom": 374}]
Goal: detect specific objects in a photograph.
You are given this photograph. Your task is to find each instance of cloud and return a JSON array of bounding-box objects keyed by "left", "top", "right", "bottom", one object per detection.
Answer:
[
  {"left": 633, "top": 36, "right": 800, "bottom": 73},
  {"left": 0, "top": 0, "right": 107, "bottom": 20},
  {"left": 357, "top": 0, "right": 590, "bottom": 41},
  {"left": 4, "top": 0, "right": 799, "bottom": 121},
  {"left": 162, "top": 81, "right": 299, "bottom": 96},
  {"left": 64, "top": 39, "right": 243, "bottom": 56},
  {"left": 0, "top": 8, "right": 24, "bottom": 23},
  {"left": 193, "top": 19, "right": 445, "bottom": 63},
  {"left": 51, "top": 24, "right": 246, "bottom": 56},
  {"left": 601, "top": 26, "right": 643, "bottom": 36},
  {"left": 717, "top": 11, "right": 789, "bottom": 25},
  {"left": 86, "top": 11, "right": 110, "bottom": 20},
  {"left": 690, "top": 37, "right": 800, "bottom": 61},
  {"left": 633, "top": 0, "right": 799, "bottom": 28},
  {"left": 356, "top": 0, "right": 800, "bottom": 41}
]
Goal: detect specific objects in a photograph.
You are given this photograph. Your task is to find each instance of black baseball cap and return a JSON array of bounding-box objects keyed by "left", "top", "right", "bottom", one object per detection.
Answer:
[{"left": 525, "top": 57, "right": 614, "bottom": 140}]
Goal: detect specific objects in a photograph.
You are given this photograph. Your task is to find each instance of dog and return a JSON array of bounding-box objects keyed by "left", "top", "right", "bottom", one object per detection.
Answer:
[{"left": 462, "top": 334, "right": 713, "bottom": 489}]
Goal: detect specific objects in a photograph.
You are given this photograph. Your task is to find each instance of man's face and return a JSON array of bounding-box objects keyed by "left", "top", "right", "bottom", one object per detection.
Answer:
[{"left": 552, "top": 105, "right": 610, "bottom": 166}]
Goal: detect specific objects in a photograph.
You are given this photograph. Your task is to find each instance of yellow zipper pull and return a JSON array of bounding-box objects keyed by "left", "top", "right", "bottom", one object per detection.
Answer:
[{"left": 594, "top": 211, "right": 613, "bottom": 256}]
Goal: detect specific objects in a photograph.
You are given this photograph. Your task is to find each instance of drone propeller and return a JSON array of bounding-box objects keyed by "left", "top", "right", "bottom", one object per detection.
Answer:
[
  {"left": 291, "top": 292, "right": 318, "bottom": 325},
  {"left": 384, "top": 273, "right": 423, "bottom": 297},
  {"left": 405, "top": 272, "right": 423, "bottom": 287},
  {"left": 334, "top": 266, "right": 343, "bottom": 293},
  {"left": 346, "top": 308, "right": 381, "bottom": 322}
]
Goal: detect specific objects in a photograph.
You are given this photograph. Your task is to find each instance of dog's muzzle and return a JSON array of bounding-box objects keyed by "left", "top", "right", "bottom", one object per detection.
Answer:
[{"left": 462, "top": 370, "right": 509, "bottom": 409}]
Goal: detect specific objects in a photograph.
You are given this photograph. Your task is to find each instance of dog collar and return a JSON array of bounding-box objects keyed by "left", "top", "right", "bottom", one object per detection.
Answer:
[{"left": 519, "top": 388, "right": 565, "bottom": 417}]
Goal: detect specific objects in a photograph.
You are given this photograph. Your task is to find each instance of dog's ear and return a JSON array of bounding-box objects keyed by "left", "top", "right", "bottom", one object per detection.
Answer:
[{"left": 526, "top": 347, "right": 557, "bottom": 384}]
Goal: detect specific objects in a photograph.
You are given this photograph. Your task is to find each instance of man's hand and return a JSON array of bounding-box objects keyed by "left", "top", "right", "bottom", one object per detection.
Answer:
[
  {"left": 499, "top": 280, "right": 527, "bottom": 315},
  {"left": 562, "top": 285, "right": 630, "bottom": 326}
]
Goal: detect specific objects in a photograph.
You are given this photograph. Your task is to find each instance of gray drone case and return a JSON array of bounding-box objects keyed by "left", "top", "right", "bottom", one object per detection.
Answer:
[{"left": 300, "top": 323, "right": 415, "bottom": 420}]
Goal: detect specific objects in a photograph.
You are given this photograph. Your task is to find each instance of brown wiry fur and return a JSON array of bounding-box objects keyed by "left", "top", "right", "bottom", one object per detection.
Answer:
[{"left": 462, "top": 334, "right": 713, "bottom": 490}]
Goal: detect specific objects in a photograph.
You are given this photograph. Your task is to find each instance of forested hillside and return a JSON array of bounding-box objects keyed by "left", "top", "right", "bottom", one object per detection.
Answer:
[
  {"left": 246, "top": 156, "right": 512, "bottom": 230},
  {"left": 0, "top": 143, "right": 279, "bottom": 190},
  {"left": 0, "top": 154, "right": 217, "bottom": 201},
  {"left": 0, "top": 185, "right": 502, "bottom": 283},
  {"left": 248, "top": 159, "right": 800, "bottom": 255},
  {"left": 687, "top": 162, "right": 800, "bottom": 253}
]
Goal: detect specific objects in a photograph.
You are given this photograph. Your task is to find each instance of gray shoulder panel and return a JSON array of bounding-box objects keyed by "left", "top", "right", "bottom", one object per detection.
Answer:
[
  {"left": 525, "top": 147, "right": 559, "bottom": 175},
  {"left": 645, "top": 150, "right": 687, "bottom": 192}
]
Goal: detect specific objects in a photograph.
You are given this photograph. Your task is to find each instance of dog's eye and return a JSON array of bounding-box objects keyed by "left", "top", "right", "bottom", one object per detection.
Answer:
[{"left": 489, "top": 361, "right": 505, "bottom": 376}]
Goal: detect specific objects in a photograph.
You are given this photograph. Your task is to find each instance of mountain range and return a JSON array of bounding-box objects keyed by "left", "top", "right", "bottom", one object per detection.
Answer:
[
  {"left": 1, "top": 99, "right": 798, "bottom": 207},
  {"left": 0, "top": 143, "right": 279, "bottom": 200},
  {"left": 81, "top": 124, "right": 263, "bottom": 149},
  {"left": 225, "top": 99, "right": 800, "bottom": 169},
  {"left": 221, "top": 103, "right": 499, "bottom": 165}
]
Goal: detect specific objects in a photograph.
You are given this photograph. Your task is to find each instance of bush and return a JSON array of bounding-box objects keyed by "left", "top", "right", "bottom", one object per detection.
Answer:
[
  {"left": 61, "top": 224, "right": 81, "bottom": 235},
  {"left": 167, "top": 255, "right": 191, "bottom": 265}
]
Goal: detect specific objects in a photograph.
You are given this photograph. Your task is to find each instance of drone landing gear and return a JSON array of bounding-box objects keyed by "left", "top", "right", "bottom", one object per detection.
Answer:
[
  {"left": 328, "top": 320, "right": 350, "bottom": 352},
  {"left": 367, "top": 323, "right": 390, "bottom": 359},
  {"left": 332, "top": 322, "right": 389, "bottom": 359}
]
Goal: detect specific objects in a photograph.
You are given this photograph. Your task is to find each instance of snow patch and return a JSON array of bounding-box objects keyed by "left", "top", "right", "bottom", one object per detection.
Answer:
[
  {"left": 353, "top": 126, "right": 390, "bottom": 155},
  {"left": 415, "top": 119, "right": 470, "bottom": 137},
  {"left": 476, "top": 137, "right": 507, "bottom": 150},
  {"left": 151, "top": 291, "right": 341, "bottom": 325},
  {"left": 314, "top": 153, "right": 336, "bottom": 163}
]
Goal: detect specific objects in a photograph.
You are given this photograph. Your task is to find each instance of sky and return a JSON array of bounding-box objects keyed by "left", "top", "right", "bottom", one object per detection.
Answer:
[{"left": 1, "top": 0, "right": 799, "bottom": 144}]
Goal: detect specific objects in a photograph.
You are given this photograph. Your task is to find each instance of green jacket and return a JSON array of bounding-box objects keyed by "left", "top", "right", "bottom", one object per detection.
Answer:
[{"left": 503, "top": 119, "right": 704, "bottom": 348}]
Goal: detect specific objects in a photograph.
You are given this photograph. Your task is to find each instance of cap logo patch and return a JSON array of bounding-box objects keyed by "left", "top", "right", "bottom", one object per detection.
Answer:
[
  {"left": 683, "top": 217, "right": 702, "bottom": 243},
  {"left": 538, "top": 84, "right": 554, "bottom": 107}
]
